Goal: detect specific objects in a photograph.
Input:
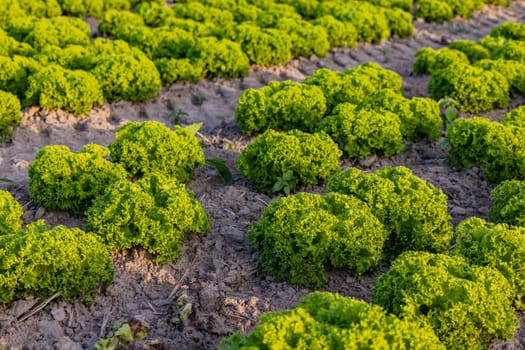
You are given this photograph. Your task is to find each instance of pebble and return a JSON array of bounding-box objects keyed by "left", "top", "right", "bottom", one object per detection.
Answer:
[
  {"left": 51, "top": 307, "right": 67, "bottom": 322},
  {"left": 0, "top": 314, "right": 16, "bottom": 328},
  {"left": 198, "top": 284, "right": 221, "bottom": 312},
  {"left": 477, "top": 206, "right": 489, "bottom": 214},
  {"left": 11, "top": 297, "right": 38, "bottom": 319},
  {"left": 53, "top": 336, "right": 82, "bottom": 350},
  {"left": 38, "top": 320, "right": 64, "bottom": 339},
  {"left": 221, "top": 226, "right": 246, "bottom": 243},
  {"left": 238, "top": 207, "right": 250, "bottom": 216},
  {"left": 22, "top": 210, "right": 35, "bottom": 223},
  {"left": 450, "top": 206, "right": 467, "bottom": 216},
  {"left": 35, "top": 207, "right": 46, "bottom": 220}
]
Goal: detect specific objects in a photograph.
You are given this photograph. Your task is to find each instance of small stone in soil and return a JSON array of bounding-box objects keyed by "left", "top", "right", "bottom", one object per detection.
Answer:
[
  {"left": 53, "top": 336, "right": 82, "bottom": 350},
  {"left": 38, "top": 320, "right": 64, "bottom": 339},
  {"left": 450, "top": 206, "right": 467, "bottom": 216},
  {"left": 238, "top": 207, "right": 250, "bottom": 216},
  {"left": 11, "top": 297, "right": 38, "bottom": 318},
  {"left": 35, "top": 207, "right": 46, "bottom": 220},
  {"left": 51, "top": 307, "right": 67, "bottom": 322},
  {"left": 220, "top": 226, "right": 245, "bottom": 243},
  {"left": 22, "top": 210, "right": 35, "bottom": 223}
]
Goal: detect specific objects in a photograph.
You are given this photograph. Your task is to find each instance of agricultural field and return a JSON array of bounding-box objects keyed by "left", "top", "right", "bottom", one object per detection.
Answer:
[{"left": 2, "top": 0, "right": 525, "bottom": 349}]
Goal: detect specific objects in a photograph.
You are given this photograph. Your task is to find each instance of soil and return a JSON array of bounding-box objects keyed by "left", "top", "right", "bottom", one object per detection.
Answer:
[{"left": 1, "top": 3, "right": 525, "bottom": 349}]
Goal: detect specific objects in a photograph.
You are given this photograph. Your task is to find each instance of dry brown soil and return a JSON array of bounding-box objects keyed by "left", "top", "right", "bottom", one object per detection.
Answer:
[{"left": 1, "top": 3, "right": 525, "bottom": 349}]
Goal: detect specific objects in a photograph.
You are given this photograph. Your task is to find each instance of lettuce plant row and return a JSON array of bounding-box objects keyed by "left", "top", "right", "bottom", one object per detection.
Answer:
[
  {"left": 220, "top": 291, "right": 446, "bottom": 349},
  {"left": 0, "top": 0, "right": 512, "bottom": 137},
  {"left": 248, "top": 166, "right": 453, "bottom": 287},
  {"left": 0, "top": 121, "right": 210, "bottom": 303},
  {"left": 224, "top": 237, "right": 523, "bottom": 348},
  {"left": 0, "top": 172, "right": 209, "bottom": 304},
  {"left": 236, "top": 64, "right": 442, "bottom": 145},
  {"left": 373, "top": 251, "right": 517, "bottom": 349},
  {"left": 235, "top": 63, "right": 443, "bottom": 194},
  {"left": 229, "top": 180, "right": 524, "bottom": 348},
  {"left": 0, "top": 0, "right": 417, "bottom": 135},
  {"left": 0, "top": 190, "right": 114, "bottom": 304},
  {"left": 414, "top": 21, "right": 525, "bottom": 113},
  {"left": 26, "top": 121, "right": 210, "bottom": 263},
  {"left": 371, "top": 216, "right": 524, "bottom": 347},
  {"left": 414, "top": 0, "right": 509, "bottom": 24}
]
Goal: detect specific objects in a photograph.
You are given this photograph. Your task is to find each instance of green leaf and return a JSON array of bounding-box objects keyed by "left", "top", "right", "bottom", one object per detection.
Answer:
[
  {"left": 0, "top": 178, "right": 13, "bottom": 183},
  {"left": 438, "top": 97, "right": 456, "bottom": 108},
  {"left": 168, "top": 110, "right": 188, "bottom": 118},
  {"left": 184, "top": 122, "right": 203, "bottom": 135},
  {"left": 273, "top": 171, "right": 294, "bottom": 194},
  {"left": 444, "top": 106, "right": 458, "bottom": 123},
  {"left": 191, "top": 94, "right": 206, "bottom": 106},
  {"left": 206, "top": 157, "right": 233, "bottom": 183},
  {"left": 282, "top": 170, "right": 293, "bottom": 181},
  {"left": 114, "top": 323, "right": 133, "bottom": 342},
  {"left": 92, "top": 338, "right": 119, "bottom": 350},
  {"left": 167, "top": 109, "right": 188, "bottom": 125},
  {"left": 272, "top": 181, "right": 284, "bottom": 193}
]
